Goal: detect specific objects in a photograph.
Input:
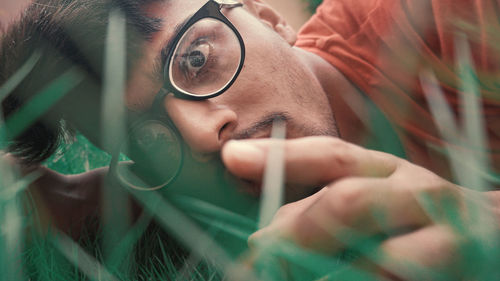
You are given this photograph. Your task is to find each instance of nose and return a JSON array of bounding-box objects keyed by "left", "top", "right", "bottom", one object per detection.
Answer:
[{"left": 164, "top": 94, "right": 238, "bottom": 153}]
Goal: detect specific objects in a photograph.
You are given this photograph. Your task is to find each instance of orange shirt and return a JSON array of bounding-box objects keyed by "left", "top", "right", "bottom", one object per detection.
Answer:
[{"left": 296, "top": 0, "right": 500, "bottom": 184}]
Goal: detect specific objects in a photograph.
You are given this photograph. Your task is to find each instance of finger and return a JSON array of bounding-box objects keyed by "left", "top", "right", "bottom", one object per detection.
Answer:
[
  {"left": 222, "top": 136, "right": 399, "bottom": 186},
  {"left": 374, "top": 225, "right": 461, "bottom": 281},
  {"left": 248, "top": 186, "right": 329, "bottom": 250},
  {"left": 250, "top": 177, "right": 431, "bottom": 253},
  {"left": 269, "top": 186, "right": 330, "bottom": 222}
]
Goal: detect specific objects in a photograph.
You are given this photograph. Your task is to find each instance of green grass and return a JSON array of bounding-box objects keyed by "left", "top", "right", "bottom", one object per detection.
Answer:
[{"left": 2, "top": 0, "right": 500, "bottom": 280}]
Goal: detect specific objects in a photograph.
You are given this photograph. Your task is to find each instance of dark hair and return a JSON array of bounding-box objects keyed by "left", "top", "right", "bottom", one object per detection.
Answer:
[{"left": 0, "top": 0, "right": 163, "bottom": 164}]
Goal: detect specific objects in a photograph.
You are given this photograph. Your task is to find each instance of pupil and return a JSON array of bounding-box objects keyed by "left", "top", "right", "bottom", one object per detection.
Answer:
[{"left": 189, "top": 50, "right": 205, "bottom": 67}]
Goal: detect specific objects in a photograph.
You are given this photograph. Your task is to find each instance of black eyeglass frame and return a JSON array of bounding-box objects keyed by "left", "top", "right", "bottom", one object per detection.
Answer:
[{"left": 161, "top": 0, "right": 246, "bottom": 101}]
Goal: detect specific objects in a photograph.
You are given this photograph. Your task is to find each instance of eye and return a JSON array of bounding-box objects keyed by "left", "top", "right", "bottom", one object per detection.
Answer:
[{"left": 180, "top": 38, "right": 212, "bottom": 79}]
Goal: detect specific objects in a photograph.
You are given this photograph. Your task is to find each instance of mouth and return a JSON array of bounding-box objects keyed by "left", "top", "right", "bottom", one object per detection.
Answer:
[{"left": 223, "top": 113, "right": 328, "bottom": 201}]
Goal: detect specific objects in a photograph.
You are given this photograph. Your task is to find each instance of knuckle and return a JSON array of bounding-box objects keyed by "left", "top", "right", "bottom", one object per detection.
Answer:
[
  {"left": 318, "top": 136, "right": 350, "bottom": 153},
  {"left": 285, "top": 179, "right": 367, "bottom": 248},
  {"left": 426, "top": 226, "right": 462, "bottom": 267},
  {"left": 288, "top": 209, "right": 334, "bottom": 249},
  {"left": 321, "top": 181, "right": 366, "bottom": 226},
  {"left": 419, "top": 174, "right": 455, "bottom": 199},
  {"left": 435, "top": 226, "right": 459, "bottom": 252},
  {"left": 322, "top": 138, "right": 356, "bottom": 170},
  {"left": 395, "top": 162, "right": 451, "bottom": 193},
  {"left": 273, "top": 202, "right": 298, "bottom": 219},
  {"left": 288, "top": 212, "right": 314, "bottom": 244}
]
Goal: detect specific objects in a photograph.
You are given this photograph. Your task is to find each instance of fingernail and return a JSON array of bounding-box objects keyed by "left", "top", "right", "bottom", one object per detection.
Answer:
[{"left": 224, "top": 140, "right": 265, "bottom": 166}]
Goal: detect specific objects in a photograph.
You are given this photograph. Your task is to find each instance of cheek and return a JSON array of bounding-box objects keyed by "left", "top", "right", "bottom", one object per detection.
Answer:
[
  {"left": 238, "top": 45, "right": 296, "bottom": 101},
  {"left": 218, "top": 46, "right": 316, "bottom": 115}
]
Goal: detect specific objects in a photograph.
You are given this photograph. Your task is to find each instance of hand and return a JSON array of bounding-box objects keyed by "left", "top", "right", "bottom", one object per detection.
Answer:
[{"left": 222, "top": 136, "right": 500, "bottom": 280}]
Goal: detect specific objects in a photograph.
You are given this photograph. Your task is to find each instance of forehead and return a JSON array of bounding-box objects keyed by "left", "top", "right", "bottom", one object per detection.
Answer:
[
  {"left": 146, "top": 0, "right": 206, "bottom": 39},
  {"left": 144, "top": 0, "right": 210, "bottom": 58}
]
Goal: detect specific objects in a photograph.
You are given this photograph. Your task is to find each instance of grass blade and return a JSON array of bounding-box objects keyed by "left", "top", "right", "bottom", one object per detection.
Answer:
[
  {"left": 129, "top": 189, "right": 260, "bottom": 281},
  {"left": 100, "top": 7, "right": 131, "bottom": 269},
  {"left": 455, "top": 34, "right": 490, "bottom": 190},
  {"left": 52, "top": 232, "right": 119, "bottom": 281},
  {"left": 0, "top": 50, "right": 41, "bottom": 102},
  {"left": 0, "top": 66, "right": 85, "bottom": 144},
  {"left": 258, "top": 119, "right": 286, "bottom": 229}
]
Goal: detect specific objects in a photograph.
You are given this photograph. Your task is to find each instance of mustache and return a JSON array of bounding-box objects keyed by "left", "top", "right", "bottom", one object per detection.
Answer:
[{"left": 232, "top": 112, "right": 290, "bottom": 140}]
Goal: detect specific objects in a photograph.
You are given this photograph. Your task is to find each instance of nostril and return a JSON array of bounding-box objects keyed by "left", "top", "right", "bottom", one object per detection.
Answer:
[
  {"left": 218, "top": 120, "right": 237, "bottom": 145},
  {"left": 219, "top": 123, "right": 229, "bottom": 139}
]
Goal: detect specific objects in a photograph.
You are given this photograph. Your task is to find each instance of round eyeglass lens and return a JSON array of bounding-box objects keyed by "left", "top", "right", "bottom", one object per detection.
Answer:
[
  {"left": 169, "top": 18, "right": 242, "bottom": 96},
  {"left": 115, "top": 120, "right": 182, "bottom": 190}
]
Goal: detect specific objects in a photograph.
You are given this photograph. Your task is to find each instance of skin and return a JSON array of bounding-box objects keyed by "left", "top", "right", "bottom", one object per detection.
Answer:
[
  {"left": 127, "top": 0, "right": 339, "bottom": 143},
  {"left": 224, "top": 137, "right": 500, "bottom": 280},
  {"left": 123, "top": 0, "right": 343, "bottom": 201},
  {"left": 15, "top": 0, "right": 500, "bottom": 279}
]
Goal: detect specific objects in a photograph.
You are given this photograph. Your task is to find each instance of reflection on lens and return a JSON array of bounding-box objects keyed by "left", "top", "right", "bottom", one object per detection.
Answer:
[
  {"left": 170, "top": 18, "right": 242, "bottom": 96},
  {"left": 115, "top": 120, "right": 182, "bottom": 190}
]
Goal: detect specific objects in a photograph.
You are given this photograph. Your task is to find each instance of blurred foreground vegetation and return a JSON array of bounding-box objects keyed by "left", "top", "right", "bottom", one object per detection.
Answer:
[{"left": 2, "top": 0, "right": 500, "bottom": 280}]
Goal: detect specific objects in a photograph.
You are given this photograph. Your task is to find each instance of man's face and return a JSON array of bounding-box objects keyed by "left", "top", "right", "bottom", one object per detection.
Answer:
[{"left": 125, "top": 0, "right": 338, "bottom": 201}]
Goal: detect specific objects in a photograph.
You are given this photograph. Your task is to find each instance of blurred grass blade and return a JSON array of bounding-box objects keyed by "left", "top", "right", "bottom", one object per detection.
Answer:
[
  {"left": 421, "top": 37, "right": 492, "bottom": 190},
  {"left": 190, "top": 213, "right": 253, "bottom": 241},
  {"left": 129, "top": 189, "right": 260, "bottom": 281},
  {"left": 0, "top": 66, "right": 84, "bottom": 143},
  {"left": 0, "top": 171, "right": 40, "bottom": 202},
  {"left": 0, "top": 50, "right": 41, "bottom": 102},
  {"left": 0, "top": 194, "right": 25, "bottom": 280},
  {"left": 170, "top": 194, "right": 256, "bottom": 232},
  {"left": 101, "top": 7, "right": 126, "bottom": 153},
  {"left": 258, "top": 119, "right": 286, "bottom": 229},
  {"left": 52, "top": 232, "right": 119, "bottom": 281},
  {"left": 455, "top": 34, "right": 490, "bottom": 190},
  {"left": 106, "top": 211, "right": 154, "bottom": 271},
  {"left": 170, "top": 194, "right": 256, "bottom": 241},
  {"left": 260, "top": 240, "right": 340, "bottom": 277},
  {"left": 419, "top": 69, "right": 472, "bottom": 186},
  {"left": 419, "top": 69, "right": 460, "bottom": 142},
  {"left": 454, "top": 37, "right": 500, "bottom": 278},
  {"left": 0, "top": 156, "right": 22, "bottom": 281},
  {"left": 100, "top": 7, "right": 130, "bottom": 268}
]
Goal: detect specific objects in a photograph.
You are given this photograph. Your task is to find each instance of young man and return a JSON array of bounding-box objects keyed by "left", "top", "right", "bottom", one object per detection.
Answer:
[{"left": 1, "top": 0, "right": 500, "bottom": 279}]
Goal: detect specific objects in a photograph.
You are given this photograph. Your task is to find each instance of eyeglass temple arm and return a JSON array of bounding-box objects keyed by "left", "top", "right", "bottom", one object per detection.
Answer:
[
  {"left": 214, "top": 0, "right": 244, "bottom": 9},
  {"left": 152, "top": 88, "right": 169, "bottom": 114}
]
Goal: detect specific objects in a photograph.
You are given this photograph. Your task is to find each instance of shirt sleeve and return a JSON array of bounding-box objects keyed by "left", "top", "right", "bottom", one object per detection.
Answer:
[{"left": 296, "top": 0, "right": 500, "bottom": 180}]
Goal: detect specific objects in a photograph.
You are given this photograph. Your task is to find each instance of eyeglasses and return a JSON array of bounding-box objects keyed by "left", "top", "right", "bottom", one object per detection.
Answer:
[
  {"left": 164, "top": 0, "right": 245, "bottom": 100},
  {"left": 110, "top": 0, "right": 245, "bottom": 190}
]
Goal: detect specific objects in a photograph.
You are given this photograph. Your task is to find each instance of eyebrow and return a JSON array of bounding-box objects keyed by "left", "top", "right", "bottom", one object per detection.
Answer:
[
  {"left": 152, "top": 14, "right": 194, "bottom": 82},
  {"left": 233, "top": 112, "right": 291, "bottom": 140}
]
